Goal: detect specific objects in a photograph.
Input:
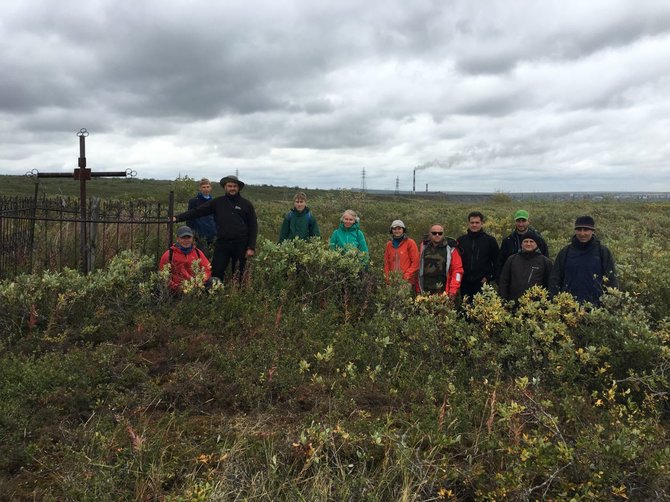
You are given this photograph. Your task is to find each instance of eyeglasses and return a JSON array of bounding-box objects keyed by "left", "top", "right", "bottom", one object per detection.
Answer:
[{"left": 431, "top": 231, "right": 443, "bottom": 236}]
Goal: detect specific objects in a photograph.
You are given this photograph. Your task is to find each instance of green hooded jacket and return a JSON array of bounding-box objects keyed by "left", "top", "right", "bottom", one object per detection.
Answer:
[
  {"left": 329, "top": 221, "right": 369, "bottom": 259},
  {"left": 278, "top": 207, "right": 320, "bottom": 243}
]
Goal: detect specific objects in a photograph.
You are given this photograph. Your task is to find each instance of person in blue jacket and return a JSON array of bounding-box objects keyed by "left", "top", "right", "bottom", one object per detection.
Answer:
[
  {"left": 549, "top": 215, "right": 618, "bottom": 304},
  {"left": 187, "top": 178, "right": 217, "bottom": 257}
]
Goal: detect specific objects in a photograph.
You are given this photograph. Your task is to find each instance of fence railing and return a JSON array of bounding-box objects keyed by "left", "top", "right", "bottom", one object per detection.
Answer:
[{"left": 0, "top": 193, "right": 174, "bottom": 279}]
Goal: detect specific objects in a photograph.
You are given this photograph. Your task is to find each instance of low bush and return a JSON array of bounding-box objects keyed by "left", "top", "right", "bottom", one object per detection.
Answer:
[{"left": 0, "top": 217, "right": 669, "bottom": 499}]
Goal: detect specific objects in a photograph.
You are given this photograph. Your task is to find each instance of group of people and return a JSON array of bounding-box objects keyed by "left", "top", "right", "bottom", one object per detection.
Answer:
[
  {"left": 163, "top": 175, "right": 256, "bottom": 293},
  {"left": 382, "top": 210, "right": 618, "bottom": 305},
  {"left": 161, "top": 175, "right": 619, "bottom": 305}
]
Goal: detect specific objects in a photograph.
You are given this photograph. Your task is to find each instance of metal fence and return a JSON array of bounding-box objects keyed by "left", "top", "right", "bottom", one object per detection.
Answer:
[{"left": 0, "top": 192, "right": 174, "bottom": 279}]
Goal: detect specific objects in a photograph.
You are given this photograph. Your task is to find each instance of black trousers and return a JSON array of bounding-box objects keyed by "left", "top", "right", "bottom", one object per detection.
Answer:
[
  {"left": 212, "top": 239, "right": 247, "bottom": 281},
  {"left": 460, "top": 279, "right": 485, "bottom": 297}
]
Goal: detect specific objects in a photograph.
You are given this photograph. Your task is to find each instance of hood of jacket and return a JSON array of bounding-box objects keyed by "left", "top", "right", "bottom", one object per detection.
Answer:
[
  {"left": 338, "top": 220, "right": 361, "bottom": 232},
  {"left": 290, "top": 206, "right": 311, "bottom": 216}
]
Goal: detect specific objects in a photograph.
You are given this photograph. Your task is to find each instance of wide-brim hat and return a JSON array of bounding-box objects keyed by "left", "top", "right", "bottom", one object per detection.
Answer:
[{"left": 220, "top": 175, "right": 245, "bottom": 190}]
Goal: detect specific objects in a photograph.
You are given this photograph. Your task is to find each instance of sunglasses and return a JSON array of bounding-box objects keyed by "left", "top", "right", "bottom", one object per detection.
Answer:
[{"left": 431, "top": 231, "right": 443, "bottom": 236}]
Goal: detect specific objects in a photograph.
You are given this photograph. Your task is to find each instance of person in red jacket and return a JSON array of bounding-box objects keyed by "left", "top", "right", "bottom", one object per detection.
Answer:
[
  {"left": 417, "top": 224, "right": 463, "bottom": 298},
  {"left": 159, "top": 226, "right": 212, "bottom": 293},
  {"left": 383, "top": 219, "right": 419, "bottom": 288}
]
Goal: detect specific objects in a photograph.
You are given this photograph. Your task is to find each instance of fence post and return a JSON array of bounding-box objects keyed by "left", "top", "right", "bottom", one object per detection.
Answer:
[
  {"left": 29, "top": 182, "right": 39, "bottom": 274},
  {"left": 78, "top": 133, "right": 89, "bottom": 274},
  {"left": 168, "top": 191, "right": 175, "bottom": 248},
  {"left": 89, "top": 197, "right": 99, "bottom": 272}
]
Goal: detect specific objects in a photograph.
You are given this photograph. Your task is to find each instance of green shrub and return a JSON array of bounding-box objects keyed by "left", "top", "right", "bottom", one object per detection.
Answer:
[{"left": 1, "top": 201, "right": 670, "bottom": 499}]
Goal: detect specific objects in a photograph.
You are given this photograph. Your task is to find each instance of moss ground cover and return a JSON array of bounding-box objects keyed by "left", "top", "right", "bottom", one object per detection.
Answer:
[{"left": 1, "top": 197, "right": 669, "bottom": 500}]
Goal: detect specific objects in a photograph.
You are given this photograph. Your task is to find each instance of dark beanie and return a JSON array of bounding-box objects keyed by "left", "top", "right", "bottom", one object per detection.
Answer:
[
  {"left": 574, "top": 215, "right": 596, "bottom": 230},
  {"left": 519, "top": 232, "right": 539, "bottom": 246}
]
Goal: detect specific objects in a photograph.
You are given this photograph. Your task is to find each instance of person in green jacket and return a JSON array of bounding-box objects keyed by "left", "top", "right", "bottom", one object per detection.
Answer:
[
  {"left": 278, "top": 192, "right": 321, "bottom": 243},
  {"left": 329, "top": 209, "right": 369, "bottom": 262}
]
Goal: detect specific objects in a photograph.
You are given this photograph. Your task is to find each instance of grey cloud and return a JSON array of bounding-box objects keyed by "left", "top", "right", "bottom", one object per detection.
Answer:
[
  {"left": 302, "top": 98, "right": 337, "bottom": 115},
  {"left": 452, "top": 90, "right": 525, "bottom": 117},
  {"left": 1, "top": 0, "right": 669, "bottom": 192},
  {"left": 453, "top": 2, "right": 670, "bottom": 75},
  {"left": 282, "top": 118, "right": 384, "bottom": 150},
  {"left": 2, "top": 3, "right": 345, "bottom": 121}
]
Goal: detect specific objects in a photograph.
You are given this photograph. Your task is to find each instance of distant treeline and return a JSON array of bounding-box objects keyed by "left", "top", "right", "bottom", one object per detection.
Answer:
[{"left": 2, "top": 175, "right": 667, "bottom": 202}]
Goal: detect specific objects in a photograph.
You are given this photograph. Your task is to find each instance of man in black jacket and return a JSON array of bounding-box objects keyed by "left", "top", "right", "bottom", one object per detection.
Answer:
[
  {"left": 549, "top": 215, "right": 618, "bottom": 304},
  {"left": 496, "top": 209, "right": 548, "bottom": 279},
  {"left": 457, "top": 211, "right": 499, "bottom": 299},
  {"left": 175, "top": 175, "right": 257, "bottom": 282}
]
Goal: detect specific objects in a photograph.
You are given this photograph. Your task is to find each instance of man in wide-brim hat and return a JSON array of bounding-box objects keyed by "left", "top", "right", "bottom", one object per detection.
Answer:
[
  {"left": 220, "top": 175, "right": 245, "bottom": 190},
  {"left": 174, "top": 174, "right": 257, "bottom": 283}
]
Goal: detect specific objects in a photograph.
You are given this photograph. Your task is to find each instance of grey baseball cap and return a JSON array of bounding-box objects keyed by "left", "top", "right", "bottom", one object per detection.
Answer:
[{"left": 176, "top": 226, "right": 194, "bottom": 237}]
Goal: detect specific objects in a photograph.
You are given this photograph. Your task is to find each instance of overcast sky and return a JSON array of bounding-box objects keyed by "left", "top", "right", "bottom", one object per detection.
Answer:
[{"left": 2, "top": 0, "right": 669, "bottom": 192}]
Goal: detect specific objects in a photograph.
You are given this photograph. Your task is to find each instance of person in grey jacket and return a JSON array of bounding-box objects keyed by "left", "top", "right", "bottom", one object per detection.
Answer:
[
  {"left": 496, "top": 209, "right": 549, "bottom": 280},
  {"left": 498, "top": 233, "right": 553, "bottom": 302}
]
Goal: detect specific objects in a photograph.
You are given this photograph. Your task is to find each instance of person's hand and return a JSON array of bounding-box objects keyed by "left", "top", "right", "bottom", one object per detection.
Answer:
[
  {"left": 246, "top": 248, "right": 255, "bottom": 258},
  {"left": 171, "top": 216, "right": 176, "bottom": 223}
]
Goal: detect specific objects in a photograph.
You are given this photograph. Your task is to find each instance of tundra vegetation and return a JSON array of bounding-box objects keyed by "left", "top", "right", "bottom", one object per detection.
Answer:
[{"left": 1, "top": 188, "right": 669, "bottom": 500}]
